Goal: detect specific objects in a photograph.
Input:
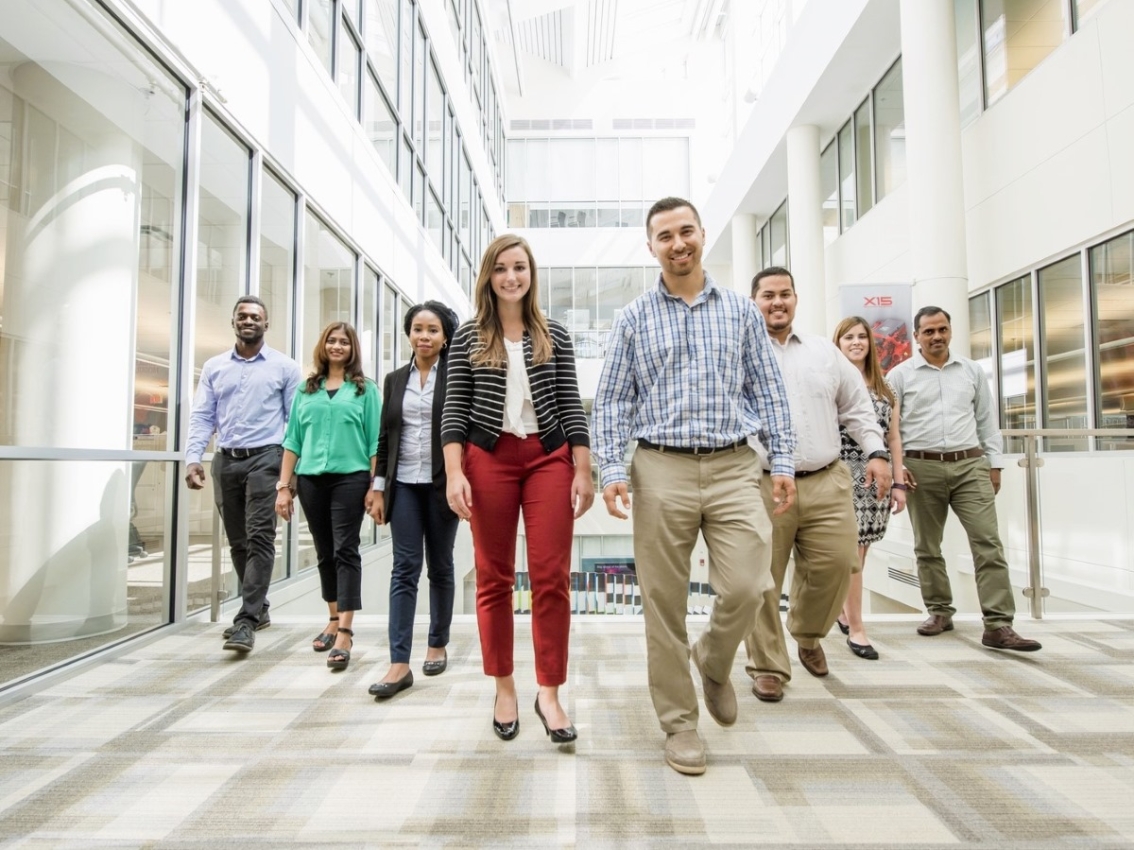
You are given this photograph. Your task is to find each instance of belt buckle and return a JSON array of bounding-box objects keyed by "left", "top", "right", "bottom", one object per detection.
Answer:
[{"left": 231, "top": 447, "right": 250, "bottom": 459}]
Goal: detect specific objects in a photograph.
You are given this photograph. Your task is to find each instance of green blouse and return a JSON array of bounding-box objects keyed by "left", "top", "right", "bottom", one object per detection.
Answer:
[{"left": 282, "top": 378, "right": 381, "bottom": 475}]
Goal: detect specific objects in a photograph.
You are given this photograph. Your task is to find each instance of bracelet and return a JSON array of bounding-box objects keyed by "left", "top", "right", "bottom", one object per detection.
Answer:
[{"left": 890, "top": 483, "right": 909, "bottom": 491}]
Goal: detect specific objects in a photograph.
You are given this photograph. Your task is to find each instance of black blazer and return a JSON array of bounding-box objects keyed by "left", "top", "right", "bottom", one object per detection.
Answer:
[{"left": 375, "top": 359, "right": 454, "bottom": 520}]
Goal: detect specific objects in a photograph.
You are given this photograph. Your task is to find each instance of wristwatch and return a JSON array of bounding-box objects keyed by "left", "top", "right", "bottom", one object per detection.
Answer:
[
  {"left": 275, "top": 480, "right": 292, "bottom": 492},
  {"left": 867, "top": 450, "right": 891, "bottom": 462}
]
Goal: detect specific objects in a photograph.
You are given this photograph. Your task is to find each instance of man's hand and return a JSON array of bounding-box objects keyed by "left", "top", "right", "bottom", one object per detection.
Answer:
[
  {"left": 603, "top": 482, "right": 631, "bottom": 519},
  {"left": 770, "top": 475, "right": 796, "bottom": 516},
  {"left": 864, "top": 458, "right": 892, "bottom": 495},
  {"left": 185, "top": 462, "right": 206, "bottom": 490},
  {"left": 990, "top": 468, "right": 1002, "bottom": 495}
]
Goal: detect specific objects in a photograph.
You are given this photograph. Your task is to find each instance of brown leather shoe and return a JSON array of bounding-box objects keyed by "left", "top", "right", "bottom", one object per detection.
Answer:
[
  {"left": 982, "top": 625, "right": 1042, "bottom": 652},
  {"left": 752, "top": 675, "right": 783, "bottom": 702},
  {"left": 797, "top": 645, "right": 828, "bottom": 677},
  {"left": 917, "top": 614, "right": 954, "bottom": 636},
  {"left": 665, "top": 730, "right": 707, "bottom": 775},
  {"left": 691, "top": 642, "right": 737, "bottom": 726}
]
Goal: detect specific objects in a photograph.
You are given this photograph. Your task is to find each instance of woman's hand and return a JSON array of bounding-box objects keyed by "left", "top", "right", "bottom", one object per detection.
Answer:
[
  {"left": 275, "top": 488, "right": 294, "bottom": 521},
  {"left": 891, "top": 487, "right": 907, "bottom": 515},
  {"left": 571, "top": 468, "right": 595, "bottom": 519},
  {"left": 446, "top": 471, "right": 473, "bottom": 520},
  {"left": 365, "top": 490, "right": 385, "bottom": 525}
]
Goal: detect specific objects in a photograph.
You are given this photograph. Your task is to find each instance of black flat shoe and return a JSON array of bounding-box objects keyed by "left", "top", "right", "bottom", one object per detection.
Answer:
[
  {"left": 835, "top": 619, "right": 850, "bottom": 635},
  {"left": 327, "top": 628, "right": 353, "bottom": 670},
  {"left": 312, "top": 616, "right": 339, "bottom": 652},
  {"left": 534, "top": 696, "right": 577, "bottom": 744},
  {"left": 847, "top": 638, "right": 879, "bottom": 660},
  {"left": 493, "top": 696, "right": 519, "bottom": 741},
  {"left": 422, "top": 649, "right": 447, "bottom": 677},
  {"left": 369, "top": 670, "right": 413, "bottom": 699}
]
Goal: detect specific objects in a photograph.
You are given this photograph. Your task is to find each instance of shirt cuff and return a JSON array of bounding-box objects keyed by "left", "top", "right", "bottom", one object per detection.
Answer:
[
  {"left": 599, "top": 464, "right": 628, "bottom": 489},
  {"left": 768, "top": 457, "right": 794, "bottom": 478},
  {"left": 372, "top": 476, "right": 385, "bottom": 491},
  {"left": 186, "top": 454, "right": 203, "bottom": 466}
]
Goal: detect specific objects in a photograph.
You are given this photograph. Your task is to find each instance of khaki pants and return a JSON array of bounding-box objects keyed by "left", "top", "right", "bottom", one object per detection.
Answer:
[
  {"left": 631, "top": 445, "right": 773, "bottom": 733},
  {"left": 745, "top": 462, "right": 857, "bottom": 683},
  {"left": 904, "top": 456, "right": 1015, "bottom": 629}
]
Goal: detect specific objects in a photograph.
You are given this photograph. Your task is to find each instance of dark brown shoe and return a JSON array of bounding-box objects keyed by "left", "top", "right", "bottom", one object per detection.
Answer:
[
  {"left": 752, "top": 675, "right": 783, "bottom": 702},
  {"left": 797, "top": 645, "right": 828, "bottom": 677},
  {"left": 917, "top": 614, "right": 954, "bottom": 636},
  {"left": 982, "top": 625, "right": 1042, "bottom": 652}
]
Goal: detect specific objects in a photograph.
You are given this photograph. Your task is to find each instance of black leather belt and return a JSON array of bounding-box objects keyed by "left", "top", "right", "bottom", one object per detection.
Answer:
[
  {"left": 637, "top": 439, "right": 744, "bottom": 456},
  {"left": 905, "top": 447, "right": 983, "bottom": 462},
  {"left": 219, "top": 445, "right": 279, "bottom": 459},
  {"left": 795, "top": 459, "right": 837, "bottom": 478}
]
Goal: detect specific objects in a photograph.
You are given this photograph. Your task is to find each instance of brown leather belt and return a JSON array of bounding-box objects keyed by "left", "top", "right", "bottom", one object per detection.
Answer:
[
  {"left": 637, "top": 439, "right": 744, "bottom": 456},
  {"left": 904, "top": 447, "right": 984, "bottom": 462}
]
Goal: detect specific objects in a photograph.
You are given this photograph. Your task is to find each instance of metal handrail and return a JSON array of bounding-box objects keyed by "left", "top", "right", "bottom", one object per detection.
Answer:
[{"left": 999, "top": 428, "right": 1134, "bottom": 618}]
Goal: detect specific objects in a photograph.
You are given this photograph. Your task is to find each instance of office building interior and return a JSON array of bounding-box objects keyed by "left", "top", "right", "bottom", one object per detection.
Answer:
[{"left": 1, "top": 0, "right": 1133, "bottom": 845}]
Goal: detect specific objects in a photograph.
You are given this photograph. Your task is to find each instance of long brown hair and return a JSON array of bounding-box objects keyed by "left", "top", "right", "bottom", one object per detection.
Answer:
[
  {"left": 304, "top": 321, "right": 368, "bottom": 395},
  {"left": 833, "top": 316, "right": 895, "bottom": 407},
  {"left": 470, "top": 234, "right": 552, "bottom": 368}
]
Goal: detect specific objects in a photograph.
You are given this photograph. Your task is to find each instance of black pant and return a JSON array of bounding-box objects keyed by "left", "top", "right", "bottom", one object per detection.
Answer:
[
  {"left": 388, "top": 481, "right": 458, "bottom": 663},
  {"left": 212, "top": 447, "right": 281, "bottom": 627},
  {"left": 297, "top": 471, "right": 370, "bottom": 611}
]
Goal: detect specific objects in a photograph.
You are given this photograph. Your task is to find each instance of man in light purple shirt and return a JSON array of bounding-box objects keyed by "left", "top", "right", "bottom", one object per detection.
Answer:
[{"left": 185, "top": 296, "right": 301, "bottom": 653}]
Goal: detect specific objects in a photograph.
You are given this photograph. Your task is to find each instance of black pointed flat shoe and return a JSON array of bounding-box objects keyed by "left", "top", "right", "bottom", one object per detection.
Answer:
[
  {"left": 493, "top": 696, "right": 520, "bottom": 741},
  {"left": 369, "top": 670, "right": 413, "bottom": 699},
  {"left": 534, "top": 696, "right": 577, "bottom": 745},
  {"left": 422, "top": 649, "right": 447, "bottom": 677},
  {"left": 835, "top": 619, "right": 850, "bottom": 636},
  {"left": 847, "top": 638, "right": 879, "bottom": 660}
]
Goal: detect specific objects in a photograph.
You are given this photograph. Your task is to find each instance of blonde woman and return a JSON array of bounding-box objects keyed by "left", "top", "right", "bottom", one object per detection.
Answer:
[
  {"left": 832, "top": 316, "right": 908, "bottom": 660},
  {"left": 441, "top": 234, "right": 594, "bottom": 745}
]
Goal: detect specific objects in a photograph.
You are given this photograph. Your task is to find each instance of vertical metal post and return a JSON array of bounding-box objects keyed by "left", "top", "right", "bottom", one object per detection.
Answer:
[
  {"left": 1020, "top": 433, "right": 1045, "bottom": 618},
  {"left": 210, "top": 508, "right": 223, "bottom": 623}
]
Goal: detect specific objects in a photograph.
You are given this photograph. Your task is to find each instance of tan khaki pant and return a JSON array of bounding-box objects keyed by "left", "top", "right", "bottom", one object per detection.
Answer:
[
  {"left": 745, "top": 461, "right": 857, "bottom": 683},
  {"left": 631, "top": 445, "right": 773, "bottom": 733}
]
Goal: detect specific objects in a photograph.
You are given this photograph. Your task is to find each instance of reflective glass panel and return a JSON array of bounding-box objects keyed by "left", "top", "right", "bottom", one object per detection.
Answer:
[
  {"left": 259, "top": 168, "right": 296, "bottom": 356},
  {"left": 426, "top": 59, "right": 444, "bottom": 181},
  {"left": 412, "top": 21, "right": 425, "bottom": 154},
  {"left": 997, "top": 276, "right": 1036, "bottom": 451},
  {"left": 1090, "top": 229, "right": 1134, "bottom": 448},
  {"left": 338, "top": 18, "right": 361, "bottom": 118},
  {"left": 364, "top": 70, "right": 397, "bottom": 174},
  {"left": 1038, "top": 255, "right": 1087, "bottom": 449},
  {"left": 981, "top": 0, "right": 1068, "bottom": 107},
  {"left": 873, "top": 59, "right": 905, "bottom": 201},
  {"left": 769, "top": 201, "right": 789, "bottom": 267},
  {"left": 969, "top": 291, "right": 995, "bottom": 402},
  {"left": 820, "top": 142, "right": 838, "bottom": 244},
  {"left": 366, "top": 0, "right": 399, "bottom": 100},
  {"left": 549, "top": 268, "right": 573, "bottom": 326},
  {"left": 854, "top": 99, "right": 873, "bottom": 217},
  {"left": 308, "top": 0, "right": 334, "bottom": 75},
  {"left": 956, "top": 0, "right": 982, "bottom": 125},
  {"left": 301, "top": 212, "right": 355, "bottom": 370},
  {"left": 1073, "top": 0, "right": 1110, "bottom": 28},
  {"left": 838, "top": 121, "right": 856, "bottom": 231}
]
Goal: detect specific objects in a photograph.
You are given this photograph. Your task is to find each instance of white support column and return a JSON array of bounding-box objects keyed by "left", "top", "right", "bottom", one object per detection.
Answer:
[
  {"left": 785, "top": 124, "right": 825, "bottom": 335},
  {"left": 729, "top": 214, "right": 760, "bottom": 298},
  {"left": 899, "top": 0, "right": 970, "bottom": 352}
]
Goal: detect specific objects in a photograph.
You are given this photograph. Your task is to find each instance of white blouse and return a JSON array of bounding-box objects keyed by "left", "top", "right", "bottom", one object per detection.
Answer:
[{"left": 503, "top": 337, "right": 540, "bottom": 437}]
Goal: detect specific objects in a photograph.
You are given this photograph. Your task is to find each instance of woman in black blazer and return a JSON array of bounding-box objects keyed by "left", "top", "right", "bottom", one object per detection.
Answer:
[{"left": 366, "top": 301, "right": 460, "bottom": 699}]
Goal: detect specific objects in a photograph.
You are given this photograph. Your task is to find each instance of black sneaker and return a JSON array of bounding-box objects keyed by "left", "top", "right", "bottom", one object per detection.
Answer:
[
  {"left": 223, "top": 614, "right": 270, "bottom": 639},
  {"left": 223, "top": 623, "right": 255, "bottom": 653}
]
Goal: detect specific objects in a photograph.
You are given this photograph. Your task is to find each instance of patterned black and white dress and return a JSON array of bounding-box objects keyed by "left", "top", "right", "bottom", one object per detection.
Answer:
[{"left": 839, "top": 387, "right": 893, "bottom": 546}]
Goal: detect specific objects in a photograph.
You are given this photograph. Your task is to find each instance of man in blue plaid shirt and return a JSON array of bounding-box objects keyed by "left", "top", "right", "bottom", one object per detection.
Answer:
[{"left": 592, "top": 196, "right": 796, "bottom": 775}]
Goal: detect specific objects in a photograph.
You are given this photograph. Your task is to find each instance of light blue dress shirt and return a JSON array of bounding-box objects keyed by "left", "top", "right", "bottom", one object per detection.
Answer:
[{"left": 395, "top": 362, "right": 438, "bottom": 485}]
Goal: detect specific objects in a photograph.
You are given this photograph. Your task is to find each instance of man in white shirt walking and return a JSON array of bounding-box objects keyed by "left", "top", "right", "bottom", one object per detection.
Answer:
[
  {"left": 887, "top": 307, "right": 1041, "bottom": 652},
  {"left": 745, "top": 268, "right": 892, "bottom": 702}
]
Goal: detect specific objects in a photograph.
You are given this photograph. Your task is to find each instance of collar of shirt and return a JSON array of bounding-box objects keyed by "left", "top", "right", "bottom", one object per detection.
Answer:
[
  {"left": 653, "top": 271, "right": 718, "bottom": 308},
  {"left": 911, "top": 349, "right": 959, "bottom": 370},
  {"left": 229, "top": 346, "right": 268, "bottom": 363}
]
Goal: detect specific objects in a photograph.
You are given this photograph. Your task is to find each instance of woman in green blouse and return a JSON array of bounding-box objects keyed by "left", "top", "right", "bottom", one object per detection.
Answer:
[{"left": 276, "top": 322, "right": 380, "bottom": 670}]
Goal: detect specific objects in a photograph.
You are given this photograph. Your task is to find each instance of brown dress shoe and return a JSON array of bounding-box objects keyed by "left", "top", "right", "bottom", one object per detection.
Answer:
[
  {"left": 797, "top": 645, "right": 828, "bottom": 677},
  {"left": 917, "top": 614, "right": 954, "bottom": 636},
  {"left": 982, "top": 625, "right": 1042, "bottom": 652},
  {"left": 691, "top": 642, "right": 737, "bottom": 726},
  {"left": 665, "top": 730, "right": 707, "bottom": 775},
  {"left": 752, "top": 675, "right": 784, "bottom": 702}
]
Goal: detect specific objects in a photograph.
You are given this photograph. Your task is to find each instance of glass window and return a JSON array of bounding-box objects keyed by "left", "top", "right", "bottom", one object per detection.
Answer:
[
  {"left": 820, "top": 142, "right": 838, "bottom": 244},
  {"left": 956, "top": 0, "right": 982, "bottom": 125},
  {"left": 596, "top": 139, "right": 619, "bottom": 200},
  {"left": 506, "top": 139, "right": 526, "bottom": 199},
  {"left": 769, "top": 201, "right": 789, "bottom": 267},
  {"left": 969, "top": 290, "right": 995, "bottom": 385},
  {"left": 854, "top": 99, "right": 873, "bottom": 217},
  {"left": 398, "top": 0, "right": 412, "bottom": 114},
  {"left": 981, "top": 0, "right": 1069, "bottom": 107},
  {"left": 259, "top": 169, "right": 296, "bottom": 355},
  {"left": 301, "top": 212, "right": 355, "bottom": 369},
  {"left": 996, "top": 276, "right": 1036, "bottom": 452},
  {"left": 338, "top": 16, "right": 361, "bottom": 118},
  {"left": 470, "top": 3, "right": 483, "bottom": 102},
  {"left": 837, "top": 121, "right": 856, "bottom": 231},
  {"left": 362, "top": 267, "right": 379, "bottom": 383},
  {"left": 642, "top": 138, "right": 689, "bottom": 200},
  {"left": 426, "top": 58, "right": 444, "bottom": 179},
  {"left": 459, "top": 148, "right": 472, "bottom": 245},
  {"left": 548, "top": 268, "right": 573, "bottom": 326},
  {"left": 364, "top": 70, "right": 397, "bottom": 174},
  {"left": 381, "top": 282, "right": 397, "bottom": 379},
  {"left": 398, "top": 133, "right": 413, "bottom": 199},
  {"left": 1090, "top": 229, "right": 1134, "bottom": 448},
  {"left": 550, "top": 138, "right": 597, "bottom": 203},
  {"left": 426, "top": 188, "right": 444, "bottom": 252},
  {"left": 618, "top": 138, "right": 643, "bottom": 202},
  {"left": 873, "top": 59, "right": 905, "bottom": 202},
  {"left": 1038, "top": 254, "right": 1087, "bottom": 449},
  {"left": 365, "top": 0, "right": 398, "bottom": 99},
  {"left": 412, "top": 20, "right": 425, "bottom": 154},
  {"left": 280, "top": 0, "right": 300, "bottom": 22},
  {"left": 1073, "top": 0, "right": 1110, "bottom": 29},
  {"left": 197, "top": 113, "right": 252, "bottom": 372},
  {"left": 308, "top": 0, "right": 334, "bottom": 75},
  {"left": 597, "top": 268, "right": 639, "bottom": 330},
  {"left": 414, "top": 163, "right": 425, "bottom": 223},
  {"left": 525, "top": 139, "right": 549, "bottom": 202},
  {"left": 574, "top": 268, "right": 597, "bottom": 331}
]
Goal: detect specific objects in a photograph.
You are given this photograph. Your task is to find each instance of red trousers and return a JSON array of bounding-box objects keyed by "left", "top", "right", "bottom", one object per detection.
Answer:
[{"left": 465, "top": 435, "right": 575, "bottom": 685}]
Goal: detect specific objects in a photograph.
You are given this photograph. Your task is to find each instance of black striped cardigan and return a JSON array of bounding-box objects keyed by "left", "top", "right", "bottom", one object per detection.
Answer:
[{"left": 440, "top": 319, "right": 591, "bottom": 454}]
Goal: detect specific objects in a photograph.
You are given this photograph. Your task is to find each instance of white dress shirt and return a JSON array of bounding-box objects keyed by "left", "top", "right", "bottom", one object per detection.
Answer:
[{"left": 503, "top": 338, "right": 539, "bottom": 438}]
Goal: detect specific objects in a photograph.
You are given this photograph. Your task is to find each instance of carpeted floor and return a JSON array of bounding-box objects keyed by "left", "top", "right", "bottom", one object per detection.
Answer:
[{"left": 0, "top": 616, "right": 1133, "bottom": 848}]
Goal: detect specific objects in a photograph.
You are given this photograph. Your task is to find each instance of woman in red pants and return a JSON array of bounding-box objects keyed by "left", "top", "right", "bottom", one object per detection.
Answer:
[{"left": 441, "top": 234, "right": 593, "bottom": 745}]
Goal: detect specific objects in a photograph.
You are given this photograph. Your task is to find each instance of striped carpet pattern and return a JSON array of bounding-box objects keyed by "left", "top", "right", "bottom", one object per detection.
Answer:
[{"left": 1, "top": 617, "right": 1133, "bottom": 847}]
